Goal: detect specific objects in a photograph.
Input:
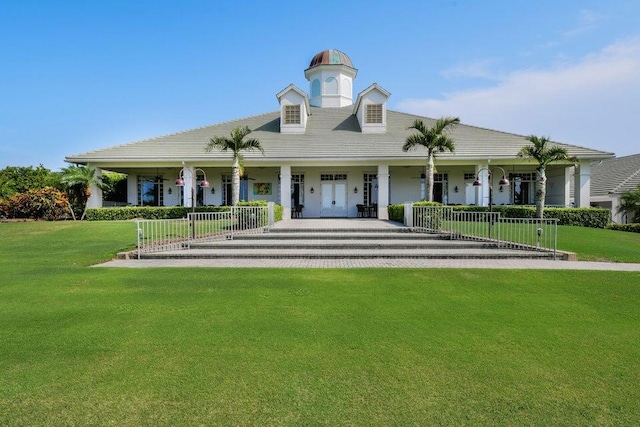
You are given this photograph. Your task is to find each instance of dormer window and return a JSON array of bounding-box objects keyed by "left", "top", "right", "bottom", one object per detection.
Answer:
[
  {"left": 284, "top": 105, "right": 301, "bottom": 125},
  {"left": 365, "top": 104, "right": 383, "bottom": 124}
]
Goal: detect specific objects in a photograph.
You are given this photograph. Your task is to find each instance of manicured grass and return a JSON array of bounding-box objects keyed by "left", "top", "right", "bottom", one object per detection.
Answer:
[
  {"left": 1, "top": 221, "right": 639, "bottom": 425},
  {"left": 558, "top": 225, "right": 640, "bottom": 262}
]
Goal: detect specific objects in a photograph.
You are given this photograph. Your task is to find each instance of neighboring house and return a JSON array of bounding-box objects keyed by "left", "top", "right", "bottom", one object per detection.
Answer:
[
  {"left": 590, "top": 154, "right": 640, "bottom": 223},
  {"left": 65, "top": 49, "right": 613, "bottom": 220}
]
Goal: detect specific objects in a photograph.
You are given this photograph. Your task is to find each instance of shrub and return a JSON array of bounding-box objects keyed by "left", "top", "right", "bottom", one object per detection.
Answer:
[
  {"left": 387, "top": 203, "right": 405, "bottom": 222},
  {"left": 607, "top": 223, "right": 640, "bottom": 233},
  {"left": 1, "top": 187, "right": 70, "bottom": 220},
  {"left": 85, "top": 201, "right": 283, "bottom": 222},
  {"left": 389, "top": 203, "right": 610, "bottom": 228}
]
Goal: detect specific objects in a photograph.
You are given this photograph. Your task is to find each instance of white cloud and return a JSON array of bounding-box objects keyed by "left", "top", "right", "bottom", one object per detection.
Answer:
[
  {"left": 441, "top": 58, "right": 500, "bottom": 80},
  {"left": 396, "top": 37, "right": 640, "bottom": 156},
  {"left": 563, "top": 9, "right": 605, "bottom": 38}
]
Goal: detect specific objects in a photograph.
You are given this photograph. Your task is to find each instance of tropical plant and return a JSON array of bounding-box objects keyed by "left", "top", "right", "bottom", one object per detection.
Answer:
[
  {"left": 618, "top": 186, "right": 640, "bottom": 223},
  {"left": 403, "top": 117, "right": 459, "bottom": 202},
  {"left": 517, "top": 135, "right": 575, "bottom": 219},
  {"left": 0, "top": 177, "right": 16, "bottom": 200},
  {"left": 0, "top": 165, "right": 61, "bottom": 193},
  {"left": 60, "top": 165, "right": 104, "bottom": 220},
  {"left": 205, "top": 126, "right": 264, "bottom": 205}
]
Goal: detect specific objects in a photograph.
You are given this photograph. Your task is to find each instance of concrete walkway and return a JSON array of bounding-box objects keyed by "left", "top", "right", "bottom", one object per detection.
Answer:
[{"left": 97, "top": 219, "right": 640, "bottom": 271}]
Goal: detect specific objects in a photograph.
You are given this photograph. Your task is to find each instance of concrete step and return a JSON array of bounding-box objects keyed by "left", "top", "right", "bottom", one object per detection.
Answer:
[
  {"left": 140, "top": 248, "right": 555, "bottom": 260},
  {"left": 189, "top": 239, "right": 495, "bottom": 250},
  {"left": 232, "top": 232, "right": 451, "bottom": 241}
]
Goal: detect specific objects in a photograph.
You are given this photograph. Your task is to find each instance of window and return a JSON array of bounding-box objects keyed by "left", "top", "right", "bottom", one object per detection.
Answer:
[
  {"left": 325, "top": 77, "right": 338, "bottom": 94},
  {"left": 464, "top": 173, "right": 476, "bottom": 181},
  {"left": 291, "top": 174, "right": 305, "bottom": 207},
  {"left": 284, "top": 105, "right": 301, "bottom": 125},
  {"left": 363, "top": 173, "right": 378, "bottom": 206},
  {"left": 137, "top": 176, "right": 163, "bottom": 206},
  {"left": 222, "top": 174, "right": 249, "bottom": 204},
  {"left": 365, "top": 104, "right": 383, "bottom": 124},
  {"left": 509, "top": 173, "right": 535, "bottom": 205},
  {"left": 311, "top": 79, "right": 321, "bottom": 97}
]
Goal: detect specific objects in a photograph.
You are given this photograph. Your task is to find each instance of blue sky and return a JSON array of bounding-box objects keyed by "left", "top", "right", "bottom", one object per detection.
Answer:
[{"left": 1, "top": 0, "right": 639, "bottom": 171}]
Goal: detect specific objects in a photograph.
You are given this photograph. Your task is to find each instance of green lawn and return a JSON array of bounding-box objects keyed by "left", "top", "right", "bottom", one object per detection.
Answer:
[{"left": 1, "top": 221, "right": 639, "bottom": 426}]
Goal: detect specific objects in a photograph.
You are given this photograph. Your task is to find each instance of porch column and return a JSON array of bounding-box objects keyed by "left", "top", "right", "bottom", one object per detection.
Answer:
[
  {"left": 475, "top": 164, "right": 489, "bottom": 206},
  {"left": 87, "top": 166, "right": 103, "bottom": 208},
  {"left": 182, "top": 166, "right": 195, "bottom": 208},
  {"left": 280, "top": 165, "right": 292, "bottom": 220},
  {"left": 377, "top": 164, "right": 389, "bottom": 220},
  {"left": 563, "top": 166, "right": 573, "bottom": 207},
  {"left": 574, "top": 161, "right": 591, "bottom": 208}
]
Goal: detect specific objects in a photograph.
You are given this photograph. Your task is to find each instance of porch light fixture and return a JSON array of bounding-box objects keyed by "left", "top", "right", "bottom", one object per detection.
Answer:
[
  {"left": 473, "top": 166, "right": 510, "bottom": 238},
  {"left": 211, "top": 187, "right": 215, "bottom": 194},
  {"left": 168, "top": 187, "right": 172, "bottom": 195},
  {"left": 454, "top": 186, "right": 459, "bottom": 193},
  {"left": 175, "top": 167, "right": 210, "bottom": 213},
  {"left": 354, "top": 187, "right": 358, "bottom": 194},
  {"left": 310, "top": 187, "right": 314, "bottom": 194}
]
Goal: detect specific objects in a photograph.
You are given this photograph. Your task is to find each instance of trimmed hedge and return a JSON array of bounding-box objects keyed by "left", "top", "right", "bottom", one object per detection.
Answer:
[
  {"left": 85, "top": 200, "right": 284, "bottom": 222},
  {"left": 387, "top": 201, "right": 442, "bottom": 222},
  {"left": 388, "top": 203, "right": 611, "bottom": 228},
  {"left": 607, "top": 223, "right": 640, "bottom": 233}
]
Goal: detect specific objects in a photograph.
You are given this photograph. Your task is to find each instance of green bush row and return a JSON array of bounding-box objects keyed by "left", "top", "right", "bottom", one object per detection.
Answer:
[
  {"left": 607, "top": 223, "right": 640, "bottom": 233},
  {"left": 387, "top": 203, "right": 611, "bottom": 228},
  {"left": 85, "top": 201, "right": 283, "bottom": 221}
]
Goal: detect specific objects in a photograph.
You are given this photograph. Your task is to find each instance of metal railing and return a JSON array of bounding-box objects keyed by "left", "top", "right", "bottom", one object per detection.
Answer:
[
  {"left": 136, "top": 204, "right": 274, "bottom": 257},
  {"left": 408, "top": 205, "right": 558, "bottom": 258}
]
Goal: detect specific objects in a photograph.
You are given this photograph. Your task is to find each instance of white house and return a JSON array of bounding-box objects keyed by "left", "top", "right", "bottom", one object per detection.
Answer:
[
  {"left": 590, "top": 154, "right": 640, "bottom": 223},
  {"left": 65, "top": 49, "right": 613, "bottom": 220}
]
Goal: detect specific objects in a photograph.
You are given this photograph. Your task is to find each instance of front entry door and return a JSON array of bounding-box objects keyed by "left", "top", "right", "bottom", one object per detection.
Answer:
[{"left": 321, "top": 175, "right": 347, "bottom": 217}]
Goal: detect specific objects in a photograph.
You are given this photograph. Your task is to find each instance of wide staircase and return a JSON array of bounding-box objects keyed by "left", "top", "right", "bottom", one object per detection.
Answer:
[{"left": 136, "top": 219, "right": 559, "bottom": 261}]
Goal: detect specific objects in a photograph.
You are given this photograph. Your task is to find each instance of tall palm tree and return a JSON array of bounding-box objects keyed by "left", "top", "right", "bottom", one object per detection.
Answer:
[
  {"left": 205, "top": 126, "right": 264, "bottom": 205},
  {"left": 618, "top": 186, "right": 640, "bottom": 223},
  {"left": 403, "top": 117, "right": 459, "bottom": 202},
  {"left": 517, "top": 135, "right": 575, "bottom": 219},
  {"left": 60, "top": 165, "right": 103, "bottom": 220}
]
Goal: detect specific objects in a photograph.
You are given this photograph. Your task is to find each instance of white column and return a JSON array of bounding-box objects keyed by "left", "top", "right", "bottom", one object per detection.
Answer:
[
  {"left": 183, "top": 167, "right": 195, "bottom": 208},
  {"left": 475, "top": 164, "right": 489, "bottom": 206},
  {"left": 127, "top": 174, "right": 137, "bottom": 206},
  {"left": 610, "top": 196, "right": 622, "bottom": 223},
  {"left": 574, "top": 161, "right": 591, "bottom": 208},
  {"left": 280, "top": 165, "right": 292, "bottom": 220},
  {"left": 87, "top": 166, "right": 103, "bottom": 208},
  {"left": 377, "top": 164, "right": 389, "bottom": 220},
  {"left": 564, "top": 166, "right": 573, "bottom": 207}
]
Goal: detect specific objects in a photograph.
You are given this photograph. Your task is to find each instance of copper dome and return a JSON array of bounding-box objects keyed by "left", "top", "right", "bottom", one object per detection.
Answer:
[{"left": 308, "top": 49, "right": 354, "bottom": 69}]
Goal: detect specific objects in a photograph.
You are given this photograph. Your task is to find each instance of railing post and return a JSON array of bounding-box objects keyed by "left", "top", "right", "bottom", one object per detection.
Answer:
[
  {"left": 268, "top": 202, "right": 275, "bottom": 227},
  {"left": 404, "top": 202, "right": 413, "bottom": 227},
  {"left": 136, "top": 221, "right": 142, "bottom": 259}
]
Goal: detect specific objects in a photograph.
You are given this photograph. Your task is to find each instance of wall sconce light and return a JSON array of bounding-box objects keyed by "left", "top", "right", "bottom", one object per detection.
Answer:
[
  {"left": 454, "top": 186, "right": 458, "bottom": 193},
  {"left": 310, "top": 187, "right": 314, "bottom": 194},
  {"left": 499, "top": 186, "right": 504, "bottom": 192},
  {"left": 168, "top": 187, "right": 172, "bottom": 195},
  {"left": 354, "top": 187, "right": 358, "bottom": 194},
  {"left": 211, "top": 187, "right": 215, "bottom": 194}
]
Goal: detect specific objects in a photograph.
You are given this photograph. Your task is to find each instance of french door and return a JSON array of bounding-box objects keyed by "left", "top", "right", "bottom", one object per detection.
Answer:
[{"left": 320, "top": 174, "right": 347, "bottom": 217}]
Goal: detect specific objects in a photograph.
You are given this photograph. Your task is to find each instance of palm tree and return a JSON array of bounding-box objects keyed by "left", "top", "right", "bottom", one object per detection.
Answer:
[
  {"left": 403, "top": 117, "right": 459, "bottom": 202},
  {"left": 60, "top": 165, "right": 103, "bottom": 220},
  {"left": 618, "top": 186, "right": 640, "bottom": 223},
  {"left": 517, "top": 135, "right": 575, "bottom": 219},
  {"left": 205, "top": 126, "right": 264, "bottom": 205}
]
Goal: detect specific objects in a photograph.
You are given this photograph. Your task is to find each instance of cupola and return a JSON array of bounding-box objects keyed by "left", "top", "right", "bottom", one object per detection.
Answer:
[{"left": 304, "top": 49, "right": 357, "bottom": 108}]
